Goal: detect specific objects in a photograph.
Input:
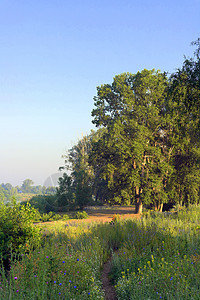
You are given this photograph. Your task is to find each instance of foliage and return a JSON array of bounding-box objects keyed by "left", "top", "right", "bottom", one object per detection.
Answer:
[
  {"left": 1, "top": 205, "right": 200, "bottom": 298},
  {"left": 0, "top": 222, "right": 106, "bottom": 299},
  {"left": 56, "top": 173, "right": 76, "bottom": 211},
  {"left": 52, "top": 213, "right": 63, "bottom": 221},
  {"left": 20, "top": 179, "right": 56, "bottom": 195},
  {"left": 0, "top": 200, "right": 42, "bottom": 267},
  {"left": 91, "top": 70, "right": 173, "bottom": 212},
  {"left": 110, "top": 207, "right": 200, "bottom": 299},
  {"left": 88, "top": 42, "right": 200, "bottom": 211},
  {"left": 110, "top": 214, "right": 122, "bottom": 225},
  {"left": 0, "top": 184, "right": 18, "bottom": 203},
  {"left": 167, "top": 40, "right": 200, "bottom": 206},
  {"left": 21, "top": 194, "right": 58, "bottom": 214},
  {"left": 62, "top": 213, "right": 70, "bottom": 221},
  {"left": 57, "top": 130, "right": 106, "bottom": 210},
  {"left": 40, "top": 211, "right": 54, "bottom": 222},
  {"left": 75, "top": 211, "right": 89, "bottom": 219}
]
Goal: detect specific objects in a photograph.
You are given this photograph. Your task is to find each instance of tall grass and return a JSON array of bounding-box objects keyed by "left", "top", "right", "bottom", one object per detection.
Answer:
[
  {"left": 1, "top": 205, "right": 200, "bottom": 299},
  {"left": 111, "top": 207, "right": 200, "bottom": 299}
]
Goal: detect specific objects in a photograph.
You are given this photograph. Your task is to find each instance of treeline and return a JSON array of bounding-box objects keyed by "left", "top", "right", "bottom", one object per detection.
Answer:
[
  {"left": 0, "top": 179, "right": 56, "bottom": 204},
  {"left": 56, "top": 39, "right": 200, "bottom": 213}
]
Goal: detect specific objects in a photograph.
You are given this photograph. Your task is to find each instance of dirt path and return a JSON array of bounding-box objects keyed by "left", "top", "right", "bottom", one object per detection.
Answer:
[
  {"left": 102, "top": 258, "right": 117, "bottom": 300},
  {"left": 38, "top": 206, "right": 140, "bottom": 299},
  {"left": 70, "top": 206, "right": 140, "bottom": 224}
]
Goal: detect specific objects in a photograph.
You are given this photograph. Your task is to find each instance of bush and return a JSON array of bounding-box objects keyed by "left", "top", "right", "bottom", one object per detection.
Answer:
[
  {"left": 0, "top": 200, "right": 42, "bottom": 267},
  {"left": 21, "top": 195, "right": 58, "bottom": 214},
  {"left": 52, "top": 213, "right": 62, "bottom": 221},
  {"left": 110, "top": 214, "right": 122, "bottom": 225},
  {"left": 75, "top": 211, "right": 89, "bottom": 219},
  {"left": 62, "top": 214, "right": 70, "bottom": 220},
  {"left": 40, "top": 211, "right": 54, "bottom": 222}
]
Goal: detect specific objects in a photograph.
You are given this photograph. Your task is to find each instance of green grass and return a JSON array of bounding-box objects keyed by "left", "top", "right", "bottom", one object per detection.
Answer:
[{"left": 1, "top": 205, "right": 200, "bottom": 299}]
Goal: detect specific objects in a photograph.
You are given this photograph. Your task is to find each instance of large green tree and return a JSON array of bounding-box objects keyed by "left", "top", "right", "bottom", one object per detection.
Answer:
[
  {"left": 167, "top": 39, "right": 200, "bottom": 205},
  {"left": 91, "top": 69, "right": 173, "bottom": 213}
]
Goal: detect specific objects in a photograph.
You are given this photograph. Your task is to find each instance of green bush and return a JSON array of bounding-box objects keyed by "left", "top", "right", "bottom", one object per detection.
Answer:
[
  {"left": 21, "top": 195, "right": 58, "bottom": 214},
  {"left": 0, "top": 200, "right": 42, "bottom": 267},
  {"left": 52, "top": 213, "right": 62, "bottom": 221},
  {"left": 40, "top": 211, "right": 54, "bottom": 222},
  {"left": 75, "top": 211, "right": 89, "bottom": 219},
  {"left": 62, "top": 213, "right": 70, "bottom": 220}
]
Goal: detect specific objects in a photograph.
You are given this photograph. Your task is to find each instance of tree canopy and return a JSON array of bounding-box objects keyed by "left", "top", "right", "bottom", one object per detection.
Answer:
[{"left": 57, "top": 40, "right": 200, "bottom": 213}]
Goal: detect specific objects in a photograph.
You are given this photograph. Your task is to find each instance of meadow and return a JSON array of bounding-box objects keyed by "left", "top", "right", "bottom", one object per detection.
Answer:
[{"left": 1, "top": 205, "right": 200, "bottom": 299}]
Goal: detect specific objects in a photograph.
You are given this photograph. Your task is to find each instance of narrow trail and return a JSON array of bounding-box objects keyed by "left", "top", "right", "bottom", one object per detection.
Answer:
[{"left": 102, "top": 258, "right": 117, "bottom": 300}]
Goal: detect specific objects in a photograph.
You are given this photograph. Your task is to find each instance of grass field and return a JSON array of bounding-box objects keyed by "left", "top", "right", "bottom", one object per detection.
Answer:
[{"left": 1, "top": 205, "right": 200, "bottom": 299}]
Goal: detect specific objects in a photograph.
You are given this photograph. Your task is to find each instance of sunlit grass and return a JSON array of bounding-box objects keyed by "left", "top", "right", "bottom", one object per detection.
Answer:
[{"left": 1, "top": 205, "right": 200, "bottom": 299}]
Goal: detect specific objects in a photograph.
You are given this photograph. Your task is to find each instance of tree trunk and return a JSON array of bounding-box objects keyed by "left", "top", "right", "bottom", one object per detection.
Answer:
[
  {"left": 154, "top": 202, "right": 163, "bottom": 212},
  {"left": 159, "top": 203, "right": 163, "bottom": 212},
  {"left": 135, "top": 199, "right": 143, "bottom": 214},
  {"left": 135, "top": 186, "right": 143, "bottom": 214}
]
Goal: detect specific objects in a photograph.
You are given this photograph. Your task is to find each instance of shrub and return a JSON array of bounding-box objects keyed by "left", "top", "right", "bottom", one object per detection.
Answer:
[
  {"left": 21, "top": 195, "right": 58, "bottom": 214},
  {"left": 52, "top": 213, "right": 62, "bottom": 221},
  {"left": 0, "top": 200, "right": 42, "bottom": 267},
  {"left": 40, "top": 211, "right": 54, "bottom": 222},
  {"left": 62, "top": 214, "right": 70, "bottom": 220},
  {"left": 75, "top": 211, "right": 89, "bottom": 219},
  {"left": 110, "top": 214, "right": 122, "bottom": 225}
]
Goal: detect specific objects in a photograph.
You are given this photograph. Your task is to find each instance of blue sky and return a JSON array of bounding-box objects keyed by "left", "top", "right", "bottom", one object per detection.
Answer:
[{"left": 0, "top": 0, "right": 200, "bottom": 186}]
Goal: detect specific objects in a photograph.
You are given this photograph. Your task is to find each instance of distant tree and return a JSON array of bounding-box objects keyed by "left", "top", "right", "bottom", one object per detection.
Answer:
[
  {"left": 0, "top": 183, "right": 18, "bottom": 203},
  {"left": 60, "top": 134, "right": 94, "bottom": 210},
  {"left": 57, "top": 130, "right": 107, "bottom": 210},
  {"left": 0, "top": 186, "right": 6, "bottom": 202},
  {"left": 2, "top": 183, "right": 12, "bottom": 192},
  {"left": 45, "top": 186, "right": 56, "bottom": 195},
  {"left": 56, "top": 173, "right": 76, "bottom": 210},
  {"left": 21, "top": 179, "right": 34, "bottom": 193}
]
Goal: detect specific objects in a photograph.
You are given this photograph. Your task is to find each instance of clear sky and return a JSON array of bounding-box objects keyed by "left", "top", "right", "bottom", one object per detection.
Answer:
[{"left": 0, "top": 0, "right": 200, "bottom": 186}]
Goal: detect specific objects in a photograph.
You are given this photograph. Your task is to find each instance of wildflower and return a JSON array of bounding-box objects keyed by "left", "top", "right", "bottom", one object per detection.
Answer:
[
  {"left": 59, "top": 292, "right": 61, "bottom": 295},
  {"left": 77, "top": 259, "right": 79, "bottom": 261},
  {"left": 88, "top": 292, "right": 90, "bottom": 295},
  {"left": 34, "top": 275, "right": 37, "bottom": 277},
  {"left": 69, "top": 280, "right": 71, "bottom": 283},
  {"left": 59, "top": 283, "right": 62, "bottom": 286},
  {"left": 46, "top": 256, "right": 48, "bottom": 258},
  {"left": 14, "top": 277, "right": 17, "bottom": 280},
  {"left": 16, "top": 290, "right": 19, "bottom": 292},
  {"left": 64, "top": 273, "right": 66, "bottom": 275},
  {"left": 74, "top": 286, "right": 77, "bottom": 288},
  {"left": 62, "top": 261, "right": 65, "bottom": 263},
  {"left": 54, "top": 281, "right": 56, "bottom": 283},
  {"left": 139, "top": 281, "right": 141, "bottom": 284}
]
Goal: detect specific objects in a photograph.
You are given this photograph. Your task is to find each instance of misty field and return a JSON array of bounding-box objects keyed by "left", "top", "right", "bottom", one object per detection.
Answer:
[{"left": 1, "top": 205, "right": 200, "bottom": 299}]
